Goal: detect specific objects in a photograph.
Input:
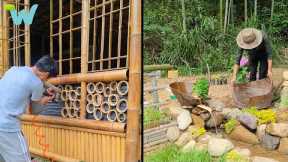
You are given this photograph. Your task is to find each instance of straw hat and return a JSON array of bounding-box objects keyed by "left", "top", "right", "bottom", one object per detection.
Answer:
[{"left": 236, "top": 28, "right": 263, "bottom": 50}]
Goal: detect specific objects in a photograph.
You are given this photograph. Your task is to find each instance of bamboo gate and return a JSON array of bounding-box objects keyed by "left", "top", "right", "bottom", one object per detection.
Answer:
[{"left": 0, "top": 0, "right": 141, "bottom": 162}]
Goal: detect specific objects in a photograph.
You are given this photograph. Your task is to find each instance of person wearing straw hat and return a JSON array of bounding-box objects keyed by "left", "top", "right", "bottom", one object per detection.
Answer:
[{"left": 231, "top": 28, "right": 273, "bottom": 85}]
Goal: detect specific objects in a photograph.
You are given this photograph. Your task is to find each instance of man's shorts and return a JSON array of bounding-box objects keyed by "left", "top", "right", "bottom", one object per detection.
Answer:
[{"left": 0, "top": 131, "right": 31, "bottom": 162}]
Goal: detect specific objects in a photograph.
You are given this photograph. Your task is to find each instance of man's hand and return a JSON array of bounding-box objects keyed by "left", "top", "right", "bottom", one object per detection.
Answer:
[
  {"left": 40, "top": 96, "right": 54, "bottom": 105},
  {"left": 267, "top": 70, "right": 273, "bottom": 81}
]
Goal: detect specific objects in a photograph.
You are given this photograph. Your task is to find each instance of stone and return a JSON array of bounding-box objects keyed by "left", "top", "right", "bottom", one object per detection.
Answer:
[
  {"left": 175, "top": 132, "right": 193, "bottom": 147},
  {"left": 278, "top": 138, "right": 288, "bottom": 154},
  {"left": 206, "top": 99, "right": 225, "bottom": 112},
  {"left": 266, "top": 123, "right": 288, "bottom": 137},
  {"left": 181, "top": 140, "right": 196, "bottom": 153},
  {"left": 225, "top": 108, "right": 243, "bottom": 120},
  {"left": 256, "top": 124, "right": 267, "bottom": 141},
  {"left": 194, "top": 143, "right": 208, "bottom": 151},
  {"left": 283, "top": 71, "right": 288, "bottom": 81},
  {"left": 234, "top": 147, "right": 251, "bottom": 157},
  {"left": 252, "top": 156, "right": 279, "bottom": 162},
  {"left": 237, "top": 113, "right": 257, "bottom": 130},
  {"left": 276, "top": 109, "right": 288, "bottom": 122},
  {"left": 168, "top": 106, "right": 187, "bottom": 119},
  {"left": 228, "top": 125, "right": 259, "bottom": 144},
  {"left": 191, "top": 114, "right": 205, "bottom": 128},
  {"left": 280, "top": 86, "right": 288, "bottom": 109},
  {"left": 208, "top": 138, "right": 234, "bottom": 156},
  {"left": 200, "top": 112, "right": 210, "bottom": 121},
  {"left": 197, "top": 134, "right": 211, "bottom": 144},
  {"left": 205, "top": 112, "right": 224, "bottom": 128},
  {"left": 261, "top": 133, "right": 280, "bottom": 150},
  {"left": 188, "top": 125, "right": 202, "bottom": 139},
  {"left": 166, "top": 126, "right": 180, "bottom": 142},
  {"left": 177, "top": 111, "right": 192, "bottom": 130}
]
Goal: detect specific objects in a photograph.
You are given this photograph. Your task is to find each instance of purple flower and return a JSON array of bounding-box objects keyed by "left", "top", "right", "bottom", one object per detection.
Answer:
[{"left": 240, "top": 57, "right": 248, "bottom": 67}]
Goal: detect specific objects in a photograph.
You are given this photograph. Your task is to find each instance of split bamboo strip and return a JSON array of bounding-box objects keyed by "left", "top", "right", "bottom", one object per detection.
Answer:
[
  {"left": 2, "top": 1, "right": 8, "bottom": 72},
  {"left": 93, "top": 93, "right": 103, "bottom": 106},
  {"left": 116, "top": 112, "right": 126, "bottom": 123},
  {"left": 107, "top": 110, "right": 117, "bottom": 122},
  {"left": 86, "top": 93, "right": 94, "bottom": 103},
  {"left": 103, "top": 86, "right": 111, "bottom": 97},
  {"left": 117, "top": 80, "right": 129, "bottom": 95},
  {"left": 59, "top": 0, "right": 63, "bottom": 75},
  {"left": 61, "top": 107, "right": 69, "bottom": 118},
  {"left": 48, "top": 69, "right": 127, "bottom": 85},
  {"left": 75, "top": 87, "right": 81, "bottom": 95},
  {"left": 20, "top": 114, "right": 125, "bottom": 133},
  {"left": 93, "top": 108, "right": 103, "bottom": 120},
  {"left": 69, "top": 90, "right": 78, "bottom": 101},
  {"left": 87, "top": 82, "right": 96, "bottom": 94},
  {"left": 126, "top": 0, "right": 142, "bottom": 161},
  {"left": 95, "top": 82, "right": 105, "bottom": 93},
  {"left": 65, "top": 101, "right": 72, "bottom": 108},
  {"left": 108, "top": 94, "right": 119, "bottom": 106},
  {"left": 86, "top": 103, "right": 95, "bottom": 114},
  {"left": 73, "top": 100, "right": 80, "bottom": 110},
  {"left": 58, "top": 85, "right": 64, "bottom": 91},
  {"left": 24, "top": 0, "right": 30, "bottom": 66},
  {"left": 61, "top": 90, "right": 68, "bottom": 101},
  {"left": 109, "top": 81, "right": 118, "bottom": 91},
  {"left": 68, "top": 108, "right": 74, "bottom": 118},
  {"left": 65, "top": 85, "right": 73, "bottom": 91},
  {"left": 116, "top": 98, "right": 127, "bottom": 113},
  {"left": 101, "top": 101, "right": 110, "bottom": 113}
]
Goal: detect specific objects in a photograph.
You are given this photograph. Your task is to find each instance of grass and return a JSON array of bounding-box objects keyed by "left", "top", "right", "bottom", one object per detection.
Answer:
[
  {"left": 193, "top": 79, "right": 209, "bottom": 99},
  {"left": 144, "top": 107, "right": 169, "bottom": 128},
  {"left": 144, "top": 145, "right": 212, "bottom": 162}
]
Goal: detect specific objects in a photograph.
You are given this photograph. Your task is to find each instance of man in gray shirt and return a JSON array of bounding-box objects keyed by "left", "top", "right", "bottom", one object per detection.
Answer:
[
  {"left": 0, "top": 56, "right": 57, "bottom": 162},
  {"left": 231, "top": 28, "right": 273, "bottom": 85}
]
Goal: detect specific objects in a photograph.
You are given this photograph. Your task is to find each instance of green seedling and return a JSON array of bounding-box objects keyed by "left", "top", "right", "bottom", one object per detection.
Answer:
[{"left": 193, "top": 79, "right": 209, "bottom": 99}]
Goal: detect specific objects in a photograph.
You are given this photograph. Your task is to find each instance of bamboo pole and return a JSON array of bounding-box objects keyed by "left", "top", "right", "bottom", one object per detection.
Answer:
[
  {"left": 86, "top": 94, "right": 94, "bottom": 103},
  {"left": 61, "top": 107, "right": 69, "bottom": 118},
  {"left": 125, "top": 0, "right": 141, "bottom": 161},
  {"left": 93, "top": 94, "right": 103, "bottom": 106},
  {"left": 107, "top": 110, "right": 117, "bottom": 122},
  {"left": 109, "top": 81, "right": 118, "bottom": 91},
  {"left": 93, "top": 108, "right": 103, "bottom": 120},
  {"left": 95, "top": 82, "right": 105, "bottom": 93},
  {"left": 59, "top": 0, "right": 63, "bottom": 75},
  {"left": 108, "top": 0, "right": 114, "bottom": 69},
  {"left": 50, "top": 0, "right": 53, "bottom": 58},
  {"left": 224, "top": 0, "right": 229, "bottom": 33},
  {"left": 270, "top": 0, "right": 274, "bottom": 28},
  {"left": 24, "top": 0, "right": 30, "bottom": 66},
  {"left": 61, "top": 90, "right": 68, "bottom": 101},
  {"left": 103, "top": 86, "right": 111, "bottom": 97},
  {"left": 100, "top": 0, "right": 106, "bottom": 70},
  {"left": 69, "top": 90, "right": 77, "bottom": 101},
  {"left": 101, "top": 102, "right": 110, "bottom": 113},
  {"left": 73, "top": 99, "right": 80, "bottom": 110},
  {"left": 108, "top": 94, "right": 119, "bottom": 106},
  {"left": 87, "top": 82, "right": 96, "bottom": 94},
  {"left": 117, "top": 0, "right": 123, "bottom": 68},
  {"left": 2, "top": 1, "right": 8, "bottom": 72},
  {"left": 116, "top": 98, "right": 128, "bottom": 113},
  {"left": 0, "top": 1, "right": 3, "bottom": 75},
  {"left": 220, "top": 0, "right": 223, "bottom": 30},
  {"left": 86, "top": 103, "right": 95, "bottom": 114},
  {"left": 254, "top": 0, "right": 257, "bottom": 18},
  {"left": 181, "top": 0, "right": 187, "bottom": 34},
  {"left": 69, "top": 0, "right": 73, "bottom": 74},
  {"left": 64, "top": 85, "right": 73, "bottom": 91},
  {"left": 117, "top": 112, "right": 126, "bottom": 123},
  {"left": 47, "top": 69, "right": 127, "bottom": 85},
  {"left": 117, "top": 80, "right": 129, "bottom": 96},
  {"left": 91, "top": 0, "right": 97, "bottom": 71},
  {"left": 20, "top": 114, "right": 126, "bottom": 132}
]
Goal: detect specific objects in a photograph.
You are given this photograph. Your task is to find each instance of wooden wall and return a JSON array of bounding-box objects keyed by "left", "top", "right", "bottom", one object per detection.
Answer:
[{"left": 22, "top": 122, "right": 126, "bottom": 162}]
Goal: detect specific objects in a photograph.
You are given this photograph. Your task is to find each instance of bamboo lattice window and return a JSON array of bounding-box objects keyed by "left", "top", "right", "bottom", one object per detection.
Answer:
[
  {"left": 88, "top": 0, "right": 130, "bottom": 72},
  {"left": 7, "top": 0, "right": 27, "bottom": 67},
  {"left": 50, "top": 0, "right": 82, "bottom": 75}
]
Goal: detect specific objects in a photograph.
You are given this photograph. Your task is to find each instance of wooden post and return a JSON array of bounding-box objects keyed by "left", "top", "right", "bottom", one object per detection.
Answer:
[
  {"left": 24, "top": 0, "right": 30, "bottom": 66},
  {"left": 80, "top": 0, "right": 90, "bottom": 119},
  {"left": 125, "top": 0, "right": 141, "bottom": 161}
]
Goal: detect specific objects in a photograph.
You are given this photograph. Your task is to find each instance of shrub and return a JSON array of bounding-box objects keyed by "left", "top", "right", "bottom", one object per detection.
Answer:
[{"left": 193, "top": 79, "right": 209, "bottom": 99}]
